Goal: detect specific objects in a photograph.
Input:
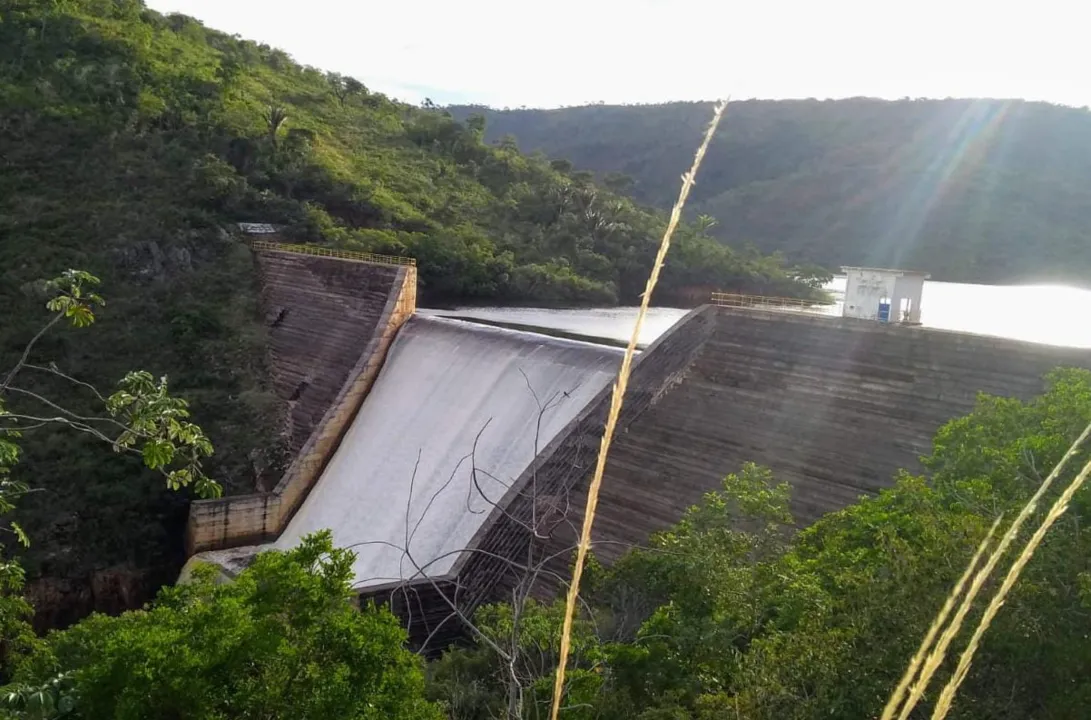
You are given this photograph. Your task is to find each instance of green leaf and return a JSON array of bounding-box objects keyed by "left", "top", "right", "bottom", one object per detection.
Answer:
[
  {"left": 142, "top": 439, "right": 175, "bottom": 469},
  {"left": 11, "top": 521, "right": 29, "bottom": 548}
]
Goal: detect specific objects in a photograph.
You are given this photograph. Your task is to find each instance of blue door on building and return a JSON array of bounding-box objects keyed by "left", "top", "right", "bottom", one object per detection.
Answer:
[{"left": 878, "top": 301, "right": 891, "bottom": 322}]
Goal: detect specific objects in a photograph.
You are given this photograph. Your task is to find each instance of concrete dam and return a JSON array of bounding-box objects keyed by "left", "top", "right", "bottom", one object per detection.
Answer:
[{"left": 185, "top": 242, "right": 1091, "bottom": 645}]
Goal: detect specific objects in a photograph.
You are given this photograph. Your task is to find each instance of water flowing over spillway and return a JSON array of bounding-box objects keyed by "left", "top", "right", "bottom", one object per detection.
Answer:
[{"left": 272, "top": 315, "right": 621, "bottom": 589}]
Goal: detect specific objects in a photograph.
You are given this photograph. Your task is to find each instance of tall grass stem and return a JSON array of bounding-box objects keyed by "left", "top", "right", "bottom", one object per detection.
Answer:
[{"left": 547, "top": 99, "right": 729, "bottom": 720}]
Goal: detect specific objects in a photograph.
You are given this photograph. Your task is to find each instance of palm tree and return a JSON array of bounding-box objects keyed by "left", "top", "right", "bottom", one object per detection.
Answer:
[
  {"left": 262, "top": 104, "right": 289, "bottom": 150},
  {"left": 695, "top": 214, "right": 719, "bottom": 236}
]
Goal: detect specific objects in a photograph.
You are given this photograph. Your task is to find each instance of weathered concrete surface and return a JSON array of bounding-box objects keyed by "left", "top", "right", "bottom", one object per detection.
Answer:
[
  {"left": 538, "top": 305, "right": 1091, "bottom": 582},
  {"left": 185, "top": 251, "right": 416, "bottom": 554},
  {"left": 271, "top": 315, "right": 621, "bottom": 588},
  {"left": 452, "top": 306, "right": 714, "bottom": 618},
  {"left": 258, "top": 251, "right": 402, "bottom": 453},
  {"left": 191, "top": 318, "right": 621, "bottom": 596}
]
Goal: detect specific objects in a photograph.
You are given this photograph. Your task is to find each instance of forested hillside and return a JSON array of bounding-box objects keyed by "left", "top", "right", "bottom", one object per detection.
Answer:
[
  {"left": 452, "top": 99, "right": 1091, "bottom": 284},
  {"left": 2, "top": 4, "right": 1090, "bottom": 710},
  {"left": 0, "top": 0, "right": 823, "bottom": 628}
]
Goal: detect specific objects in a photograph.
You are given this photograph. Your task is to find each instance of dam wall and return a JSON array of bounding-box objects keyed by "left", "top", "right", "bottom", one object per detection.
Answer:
[
  {"left": 438, "top": 307, "right": 715, "bottom": 624},
  {"left": 185, "top": 248, "right": 417, "bottom": 554},
  {"left": 260, "top": 251, "right": 406, "bottom": 454},
  {"left": 532, "top": 305, "right": 1091, "bottom": 588},
  {"left": 189, "top": 316, "right": 623, "bottom": 649}
]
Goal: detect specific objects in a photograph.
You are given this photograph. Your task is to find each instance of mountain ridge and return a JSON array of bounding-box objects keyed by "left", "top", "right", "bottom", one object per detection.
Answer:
[{"left": 451, "top": 98, "right": 1091, "bottom": 285}]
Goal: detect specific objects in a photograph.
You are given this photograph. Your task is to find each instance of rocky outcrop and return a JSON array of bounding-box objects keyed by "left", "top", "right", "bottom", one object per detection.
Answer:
[{"left": 25, "top": 564, "right": 161, "bottom": 631}]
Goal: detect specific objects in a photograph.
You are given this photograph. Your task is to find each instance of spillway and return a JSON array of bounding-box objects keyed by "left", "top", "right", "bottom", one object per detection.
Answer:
[{"left": 271, "top": 315, "right": 621, "bottom": 589}]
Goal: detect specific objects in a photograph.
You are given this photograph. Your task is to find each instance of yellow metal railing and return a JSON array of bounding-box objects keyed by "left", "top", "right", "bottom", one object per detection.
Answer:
[
  {"left": 247, "top": 239, "right": 416, "bottom": 267},
  {"left": 710, "top": 292, "right": 820, "bottom": 311}
]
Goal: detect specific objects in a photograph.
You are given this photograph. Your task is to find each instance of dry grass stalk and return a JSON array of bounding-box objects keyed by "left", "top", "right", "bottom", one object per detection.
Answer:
[
  {"left": 897, "top": 516, "right": 1020, "bottom": 720},
  {"left": 930, "top": 454, "right": 1091, "bottom": 720},
  {"left": 887, "top": 421, "right": 1091, "bottom": 719},
  {"left": 879, "top": 515, "right": 1002, "bottom": 720},
  {"left": 547, "top": 99, "right": 729, "bottom": 720}
]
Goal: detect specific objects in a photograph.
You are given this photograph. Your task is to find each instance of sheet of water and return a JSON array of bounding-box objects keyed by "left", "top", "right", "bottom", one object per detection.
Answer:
[{"left": 273, "top": 315, "right": 621, "bottom": 588}]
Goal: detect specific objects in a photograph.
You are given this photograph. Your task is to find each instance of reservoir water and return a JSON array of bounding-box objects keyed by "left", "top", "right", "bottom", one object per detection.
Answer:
[{"left": 425, "top": 279, "right": 1091, "bottom": 349}]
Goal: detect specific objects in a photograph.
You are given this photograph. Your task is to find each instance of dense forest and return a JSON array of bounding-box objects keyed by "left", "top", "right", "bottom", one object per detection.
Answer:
[
  {"left": 0, "top": 0, "right": 824, "bottom": 627},
  {"left": 452, "top": 99, "right": 1091, "bottom": 285}
]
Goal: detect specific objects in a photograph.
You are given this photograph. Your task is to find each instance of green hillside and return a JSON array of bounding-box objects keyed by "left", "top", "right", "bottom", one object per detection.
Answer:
[
  {"left": 0, "top": 1, "right": 824, "bottom": 627},
  {"left": 452, "top": 99, "right": 1091, "bottom": 284}
]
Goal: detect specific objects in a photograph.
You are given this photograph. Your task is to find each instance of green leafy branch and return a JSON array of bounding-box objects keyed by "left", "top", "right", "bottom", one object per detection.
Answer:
[
  {"left": 0, "top": 270, "right": 104, "bottom": 396},
  {"left": 42, "top": 269, "right": 105, "bottom": 329},
  {"left": 0, "top": 401, "right": 30, "bottom": 592},
  {"left": 107, "top": 371, "right": 218, "bottom": 498},
  {"left": 0, "top": 671, "right": 77, "bottom": 720},
  {"left": 0, "top": 270, "right": 221, "bottom": 500}
]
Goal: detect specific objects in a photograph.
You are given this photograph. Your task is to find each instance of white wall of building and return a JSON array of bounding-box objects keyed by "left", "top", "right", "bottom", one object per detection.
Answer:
[
  {"left": 843, "top": 269, "right": 897, "bottom": 321},
  {"left": 892, "top": 274, "right": 925, "bottom": 323}
]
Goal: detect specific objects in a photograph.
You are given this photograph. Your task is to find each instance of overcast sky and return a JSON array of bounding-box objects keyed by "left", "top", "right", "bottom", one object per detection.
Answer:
[{"left": 145, "top": 0, "right": 1087, "bottom": 109}]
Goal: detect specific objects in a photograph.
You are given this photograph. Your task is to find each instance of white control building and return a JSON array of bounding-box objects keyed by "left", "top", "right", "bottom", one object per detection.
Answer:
[{"left": 841, "top": 267, "right": 929, "bottom": 324}]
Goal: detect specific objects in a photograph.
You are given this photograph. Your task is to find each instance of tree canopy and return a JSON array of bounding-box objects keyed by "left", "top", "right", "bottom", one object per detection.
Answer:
[
  {"left": 0, "top": 267, "right": 233, "bottom": 688},
  {"left": 3, "top": 366, "right": 1088, "bottom": 718},
  {"left": 452, "top": 99, "right": 1091, "bottom": 285},
  {"left": 4, "top": 532, "right": 443, "bottom": 720}
]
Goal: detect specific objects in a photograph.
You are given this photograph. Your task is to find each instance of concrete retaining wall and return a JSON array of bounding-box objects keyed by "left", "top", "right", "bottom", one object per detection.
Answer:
[
  {"left": 186, "top": 252, "right": 417, "bottom": 554},
  {"left": 258, "top": 251, "right": 404, "bottom": 453},
  {"left": 189, "top": 301, "right": 1091, "bottom": 651},
  {"left": 392, "top": 304, "right": 1091, "bottom": 647}
]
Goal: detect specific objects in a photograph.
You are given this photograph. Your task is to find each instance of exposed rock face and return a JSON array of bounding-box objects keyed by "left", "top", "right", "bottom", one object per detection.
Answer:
[
  {"left": 25, "top": 564, "right": 161, "bottom": 631},
  {"left": 108, "top": 236, "right": 203, "bottom": 281}
]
